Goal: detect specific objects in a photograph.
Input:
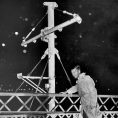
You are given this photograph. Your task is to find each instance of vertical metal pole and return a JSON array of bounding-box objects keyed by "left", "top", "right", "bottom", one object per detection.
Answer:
[{"left": 43, "top": 2, "right": 58, "bottom": 111}]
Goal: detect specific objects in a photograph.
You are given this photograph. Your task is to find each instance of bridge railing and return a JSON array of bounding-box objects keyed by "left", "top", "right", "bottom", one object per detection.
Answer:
[
  {"left": 0, "top": 92, "right": 118, "bottom": 118},
  {"left": 0, "top": 92, "right": 80, "bottom": 114}
]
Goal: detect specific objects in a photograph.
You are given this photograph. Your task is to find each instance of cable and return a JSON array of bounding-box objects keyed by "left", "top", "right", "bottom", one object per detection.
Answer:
[
  {"left": 29, "top": 59, "right": 48, "bottom": 109},
  {"left": 15, "top": 57, "right": 43, "bottom": 92},
  {"left": 55, "top": 49, "right": 72, "bottom": 86},
  {"left": 37, "top": 59, "right": 48, "bottom": 88},
  {"left": 55, "top": 8, "right": 75, "bottom": 16},
  {"left": 27, "top": 58, "right": 43, "bottom": 76},
  {"left": 35, "top": 11, "right": 48, "bottom": 28},
  {"left": 58, "top": 58, "right": 72, "bottom": 86},
  {"left": 23, "top": 11, "right": 48, "bottom": 42},
  {"left": 55, "top": 8, "right": 64, "bottom": 13},
  {"left": 15, "top": 81, "right": 25, "bottom": 92}
]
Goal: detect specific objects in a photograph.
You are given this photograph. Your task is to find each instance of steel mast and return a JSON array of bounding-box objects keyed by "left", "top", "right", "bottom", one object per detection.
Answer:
[{"left": 43, "top": 2, "right": 58, "bottom": 111}]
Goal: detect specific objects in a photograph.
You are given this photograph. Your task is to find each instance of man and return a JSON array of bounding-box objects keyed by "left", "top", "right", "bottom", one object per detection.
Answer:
[{"left": 62, "top": 65, "right": 102, "bottom": 118}]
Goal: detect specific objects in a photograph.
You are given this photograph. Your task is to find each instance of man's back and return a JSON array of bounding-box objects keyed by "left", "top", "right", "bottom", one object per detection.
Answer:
[{"left": 76, "top": 73, "right": 97, "bottom": 106}]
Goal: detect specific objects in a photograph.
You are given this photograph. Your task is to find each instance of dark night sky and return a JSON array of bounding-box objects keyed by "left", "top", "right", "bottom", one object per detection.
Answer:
[{"left": 0, "top": 0, "right": 118, "bottom": 95}]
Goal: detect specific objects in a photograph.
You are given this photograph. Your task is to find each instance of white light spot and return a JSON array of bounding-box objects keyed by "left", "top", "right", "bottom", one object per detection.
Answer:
[
  {"left": 2, "top": 43, "right": 6, "bottom": 47},
  {"left": 19, "top": 16, "right": 23, "bottom": 19},
  {"left": 33, "top": 40, "right": 36, "bottom": 43},
  {"left": 79, "top": 4, "right": 82, "bottom": 8},
  {"left": 95, "top": 80, "right": 98, "bottom": 83},
  {"left": 22, "top": 36, "right": 25, "bottom": 40},
  {"left": 79, "top": 34, "right": 83, "bottom": 38},
  {"left": 24, "top": 18, "right": 28, "bottom": 21},
  {"left": 88, "top": 12, "right": 92, "bottom": 16},
  {"left": 93, "top": 22, "right": 97, "bottom": 26},
  {"left": 24, "top": 45, "right": 27, "bottom": 47},
  {"left": 108, "top": 88, "right": 110, "bottom": 91},
  {"left": 15, "top": 32, "right": 19, "bottom": 36},
  {"left": 23, "top": 49, "right": 27, "bottom": 53}
]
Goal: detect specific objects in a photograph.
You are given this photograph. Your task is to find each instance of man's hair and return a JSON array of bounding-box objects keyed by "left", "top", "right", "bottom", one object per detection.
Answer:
[{"left": 73, "top": 65, "right": 80, "bottom": 70}]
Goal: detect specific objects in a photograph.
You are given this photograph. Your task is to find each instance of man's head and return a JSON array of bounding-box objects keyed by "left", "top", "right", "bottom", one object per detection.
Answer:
[{"left": 71, "top": 65, "right": 81, "bottom": 79}]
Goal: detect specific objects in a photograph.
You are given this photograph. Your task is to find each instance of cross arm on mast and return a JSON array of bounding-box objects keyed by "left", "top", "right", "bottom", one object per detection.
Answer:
[
  {"left": 17, "top": 73, "right": 47, "bottom": 93},
  {"left": 17, "top": 73, "right": 49, "bottom": 80},
  {"left": 21, "top": 14, "right": 82, "bottom": 47}
]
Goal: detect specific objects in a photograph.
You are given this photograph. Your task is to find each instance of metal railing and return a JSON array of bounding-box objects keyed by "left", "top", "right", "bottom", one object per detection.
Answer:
[{"left": 0, "top": 92, "right": 118, "bottom": 118}]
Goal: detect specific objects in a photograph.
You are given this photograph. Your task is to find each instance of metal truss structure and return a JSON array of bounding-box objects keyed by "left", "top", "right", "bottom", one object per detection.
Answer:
[{"left": 0, "top": 93, "right": 118, "bottom": 118}]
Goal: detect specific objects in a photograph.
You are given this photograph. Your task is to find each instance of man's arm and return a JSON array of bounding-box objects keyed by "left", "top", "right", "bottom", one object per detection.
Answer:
[{"left": 66, "top": 85, "right": 78, "bottom": 94}]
